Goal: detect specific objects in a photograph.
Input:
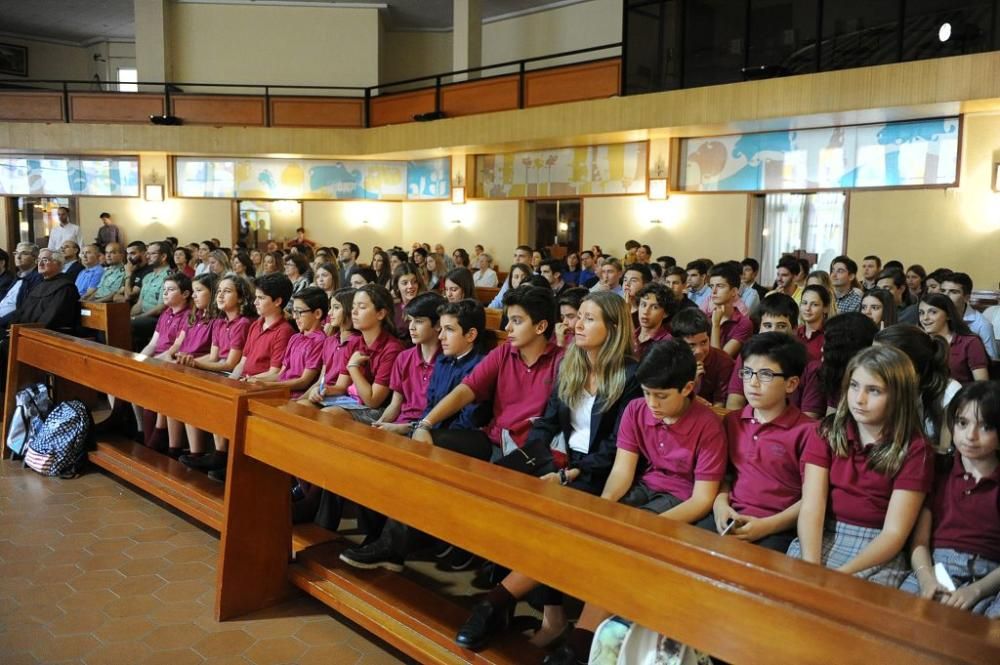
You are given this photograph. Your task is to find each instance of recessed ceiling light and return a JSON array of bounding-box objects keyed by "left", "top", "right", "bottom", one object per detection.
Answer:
[{"left": 938, "top": 22, "right": 952, "bottom": 43}]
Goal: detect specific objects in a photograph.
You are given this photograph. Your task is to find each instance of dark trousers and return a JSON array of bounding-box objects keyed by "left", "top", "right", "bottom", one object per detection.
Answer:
[{"left": 131, "top": 314, "right": 158, "bottom": 352}]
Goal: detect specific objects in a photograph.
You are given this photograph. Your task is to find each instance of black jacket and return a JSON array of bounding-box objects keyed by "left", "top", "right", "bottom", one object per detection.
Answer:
[
  {"left": 525, "top": 357, "right": 641, "bottom": 493},
  {"left": 13, "top": 273, "right": 81, "bottom": 331}
]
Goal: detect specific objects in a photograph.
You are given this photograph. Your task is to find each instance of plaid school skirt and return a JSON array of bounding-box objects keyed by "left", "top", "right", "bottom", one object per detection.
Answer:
[
  {"left": 787, "top": 520, "right": 911, "bottom": 587},
  {"left": 899, "top": 548, "right": 1000, "bottom": 618}
]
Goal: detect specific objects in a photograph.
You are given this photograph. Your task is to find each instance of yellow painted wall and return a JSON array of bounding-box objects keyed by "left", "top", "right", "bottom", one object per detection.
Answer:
[
  {"left": 168, "top": 4, "right": 380, "bottom": 88},
  {"left": 400, "top": 200, "right": 520, "bottom": 266},
  {"left": 380, "top": 31, "right": 453, "bottom": 86},
  {"left": 582, "top": 194, "right": 749, "bottom": 262},
  {"left": 0, "top": 35, "right": 90, "bottom": 81},
  {"left": 303, "top": 200, "right": 402, "bottom": 256},
  {"left": 482, "top": 0, "right": 621, "bottom": 67},
  {"left": 847, "top": 113, "right": 1000, "bottom": 290},
  {"left": 75, "top": 197, "right": 233, "bottom": 248}
]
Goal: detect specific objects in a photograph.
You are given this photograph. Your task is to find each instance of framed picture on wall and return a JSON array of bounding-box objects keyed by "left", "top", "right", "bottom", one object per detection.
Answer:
[{"left": 0, "top": 43, "right": 28, "bottom": 77}]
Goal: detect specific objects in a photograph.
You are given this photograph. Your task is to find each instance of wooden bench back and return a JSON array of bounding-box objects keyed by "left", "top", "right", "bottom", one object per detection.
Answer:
[
  {"left": 0, "top": 326, "right": 284, "bottom": 456},
  {"left": 485, "top": 307, "right": 502, "bottom": 331},
  {"left": 79, "top": 301, "right": 132, "bottom": 350},
  {"left": 221, "top": 399, "right": 1000, "bottom": 664},
  {"left": 475, "top": 286, "right": 499, "bottom": 305}
]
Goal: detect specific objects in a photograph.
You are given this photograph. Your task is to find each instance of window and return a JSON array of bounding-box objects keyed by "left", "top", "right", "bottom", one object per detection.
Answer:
[
  {"left": 749, "top": 192, "right": 846, "bottom": 283},
  {"left": 117, "top": 67, "right": 138, "bottom": 93}
]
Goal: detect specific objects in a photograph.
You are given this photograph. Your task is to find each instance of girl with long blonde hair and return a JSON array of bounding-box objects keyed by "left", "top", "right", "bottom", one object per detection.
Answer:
[{"left": 789, "top": 345, "right": 934, "bottom": 586}]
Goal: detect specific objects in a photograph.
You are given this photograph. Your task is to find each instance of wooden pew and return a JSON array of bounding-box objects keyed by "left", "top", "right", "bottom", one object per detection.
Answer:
[
  {"left": 0, "top": 326, "right": 286, "bottom": 531},
  {"left": 475, "top": 286, "right": 499, "bottom": 305},
  {"left": 219, "top": 399, "right": 1000, "bottom": 665},
  {"left": 484, "top": 307, "right": 502, "bottom": 331},
  {"left": 79, "top": 301, "right": 132, "bottom": 350}
]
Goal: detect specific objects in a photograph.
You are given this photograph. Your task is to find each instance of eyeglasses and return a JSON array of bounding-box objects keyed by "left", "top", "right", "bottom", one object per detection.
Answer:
[
  {"left": 37, "top": 257, "right": 54, "bottom": 264},
  {"left": 291, "top": 308, "right": 313, "bottom": 317},
  {"left": 737, "top": 368, "right": 787, "bottom": 383}
]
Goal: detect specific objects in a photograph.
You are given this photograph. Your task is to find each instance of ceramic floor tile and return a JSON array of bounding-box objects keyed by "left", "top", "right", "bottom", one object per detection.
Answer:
[{"left": 0, "top": 462, "right": 409, "bottom": 665}]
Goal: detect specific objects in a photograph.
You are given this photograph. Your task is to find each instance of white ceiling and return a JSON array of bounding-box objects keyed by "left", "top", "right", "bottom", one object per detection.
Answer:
[{"left": 0, "top": 0, "right": 589, "bottom": 45}]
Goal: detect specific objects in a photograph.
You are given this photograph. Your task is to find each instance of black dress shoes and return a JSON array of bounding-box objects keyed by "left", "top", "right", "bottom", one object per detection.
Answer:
[{"left": 455, "top": 599, "right": 511, "bottom": 651}]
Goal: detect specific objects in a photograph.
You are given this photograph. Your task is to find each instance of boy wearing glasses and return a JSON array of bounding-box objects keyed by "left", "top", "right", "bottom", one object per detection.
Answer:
[
  {"left": 246, "top": 286, "right": 327, "bottom": 398},
  {"left": 699, "top": 333, "right": 815, "bottom": 552}
]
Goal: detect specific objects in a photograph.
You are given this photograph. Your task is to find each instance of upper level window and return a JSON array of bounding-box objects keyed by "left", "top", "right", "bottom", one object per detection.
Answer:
[{"left": 117, "top": 68, "right": 138, "bottom": 93}]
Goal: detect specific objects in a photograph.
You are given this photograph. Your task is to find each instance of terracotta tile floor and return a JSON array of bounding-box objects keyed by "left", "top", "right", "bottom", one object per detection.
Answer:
[{"left": 0, "top": 461, "right": 411, "bottom": 665}]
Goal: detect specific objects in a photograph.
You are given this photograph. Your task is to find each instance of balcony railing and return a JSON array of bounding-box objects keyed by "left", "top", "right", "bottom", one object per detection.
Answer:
[{"left": 0, "top": 43, "right": 621, "bottom": 129}]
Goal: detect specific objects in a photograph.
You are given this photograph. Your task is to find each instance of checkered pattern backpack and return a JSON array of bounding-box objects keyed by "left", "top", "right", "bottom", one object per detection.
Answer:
[
  {"left": 6, "top": 382, "right": 52, "bottom": 459},
  {"left": 24, "top": 400, "right": 93, "bottom": 478}
]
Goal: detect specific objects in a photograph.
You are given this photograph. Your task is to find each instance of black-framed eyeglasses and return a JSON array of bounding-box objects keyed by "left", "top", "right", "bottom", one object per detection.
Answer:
[
  {"left": 737, "top": 368, "right": 787, "bottom": 383},
  {"left": 291, "top": 308, "right": 313, "bottom": 317}
]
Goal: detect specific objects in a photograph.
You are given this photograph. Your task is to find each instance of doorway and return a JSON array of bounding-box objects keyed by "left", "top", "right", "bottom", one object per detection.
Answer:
[
  {"left": 5, "top": 196, "right": 74, "bottom": 249},
  {"left": 236, "top": 200, "right": 302, "bottom": 250},
  {"left": 523, "top": 199, "right": 581, "bottom": 258},
  {"left": 748, "top": 192, "right": 847, "bottom": 283}
]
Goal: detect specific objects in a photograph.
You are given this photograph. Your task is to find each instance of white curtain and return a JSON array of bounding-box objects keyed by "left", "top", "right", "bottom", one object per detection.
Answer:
[
  {"left": 760, "top": 192, "right": 845, "bottom": 285},
  {"left": 761, "top": 193, "right": 807, "bottom": 287}
]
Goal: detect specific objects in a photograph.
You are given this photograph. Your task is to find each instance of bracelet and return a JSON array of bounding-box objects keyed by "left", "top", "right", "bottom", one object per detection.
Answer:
[
  {"left": 413, "top": 419, "right": 431, "bottom": 432},
  {"left": 347, "top": 363, "right": 361, "bottom": 369},
  {"left": 914, "top": 565, "right": 931, "bottom": 574}
]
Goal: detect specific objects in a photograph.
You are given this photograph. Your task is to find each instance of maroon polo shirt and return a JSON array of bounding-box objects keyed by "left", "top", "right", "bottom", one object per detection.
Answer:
[
  {"left": 697, "top": 347, "right": 734, "bottom": 405},
  {"left": 720, "top": 308, "right": 753, "bottom": 348},
  {"left": 796, "top": 325, "right": 825, "bottom": 364},
  {"left": 633, "top": 325, "right": 672, "bottom": 359},
  {"left": 616, "top": 398, "right": 727, "bottom": 500},
  {"left": 462, "top": 339, "right": 564, "bottom": 446},
  {"left": 725, "top": 405, "right": 816, "bottom": 518},
  {"left": 801, "top": 422, "right": 934, "bottom": 528},
  {"left": 320, "top": 331, "right": 360, "bottom": 386},
  {"left": 340, "top": 328, "right": 406, "bottom": 403},
  {"left": 153, "top": 306, "right": 190, "bottom": 355},
  {"left": 278, "top": 330, "right": 325, "bottom": 384},
  {"left": 389, "top": 344, "right": 441, "bottom": 423},
  {"left": 947, "top": 333, "right": 989, "bottom": 385},
  {"left": 213, "top": 315, "right": 251, "bottom": 357},
  {"left": 243, "top": 317, "right": 295, "bottom": 376},
  {"left": 930, "top": 455, "right": 1000, "bottom": 560}
]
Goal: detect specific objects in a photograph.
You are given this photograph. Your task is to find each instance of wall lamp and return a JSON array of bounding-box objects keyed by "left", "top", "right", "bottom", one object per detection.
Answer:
[
  {"left": 144, "top": 184, "right": 164, "bottom": 202},
  {"left": 451, "top": 174, "right": 466, "bottom": 204},
  {"left": 648, "top": 156, "right": 668, "bottom": 200}
]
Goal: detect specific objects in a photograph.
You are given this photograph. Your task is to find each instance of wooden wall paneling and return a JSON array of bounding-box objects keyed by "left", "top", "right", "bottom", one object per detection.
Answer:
[
  {"left": 0, "top": 92, "right": 64, "bottom": 122},
  {"left": 441, "top": 75, "right": 520, "bottom": 118},
  {"left": 368, "top": 89, "right": 436, "bottom": 128},
  {"left": 69, "top": 93, "right": 165, "bottom": 124},
  {"left": 524, "top": 59, "right": 622, "bottom": 108},
  {"left": 269, "top": 96, "right": 364, "bottom": 128},
  {"left": 171, "top": 95, "right": 266, "bottom": 126}
]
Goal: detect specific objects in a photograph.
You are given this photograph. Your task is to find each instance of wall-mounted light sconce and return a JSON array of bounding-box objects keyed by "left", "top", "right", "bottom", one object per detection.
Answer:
[
  {"left": 450, "top": 219, "right": 462, "bottom": 225},
  {"left": 144, "top": 169, "right": 165, "bottom": 201},
  {"left": 650, "top": 219, "right": 663, "bottom": 225},
  {"left": 144, "top": 184, "right": 164, "bottom": 202},
  {"left": 452, "top": 173, "right": 466, "bottom": 204},
  {"left": 648, "top": 156, "right": 668, "bottom": 201},
  {"left": 361, "top": 219, "right": 369, "bottom": 225}
]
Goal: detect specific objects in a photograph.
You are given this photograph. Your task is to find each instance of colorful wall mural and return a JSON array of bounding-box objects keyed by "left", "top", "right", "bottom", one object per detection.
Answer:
[
  {"left": 175, "top": 157, "right": 450, "bottom": 201},
  {"left": 475, "top": 142, "right": 648, "bottom": 198},
  {"left": 0, "top": 157, "right": 140, "bottom": 197},
  {"left": 679, "top": 117, "right": 960, "bottom": 192}
]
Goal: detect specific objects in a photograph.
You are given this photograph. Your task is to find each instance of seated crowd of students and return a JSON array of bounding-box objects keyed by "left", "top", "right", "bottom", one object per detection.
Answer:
[{"left": 4, "top": 231, "right": 998, "bottom": 664}]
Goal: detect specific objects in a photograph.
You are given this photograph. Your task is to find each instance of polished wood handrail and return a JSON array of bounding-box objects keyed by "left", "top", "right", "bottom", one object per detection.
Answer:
[{"left": 220, "top": 397, "right": 1000, "bottom": 664}]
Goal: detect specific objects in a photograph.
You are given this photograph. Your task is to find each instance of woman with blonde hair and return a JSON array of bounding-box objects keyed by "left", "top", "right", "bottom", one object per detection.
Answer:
[
  {"left": 205, "top": 249, "right": 232, "bottom": 276},
  {"left": 453, "top": 291, "right": 642, "bottom": 651}
]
